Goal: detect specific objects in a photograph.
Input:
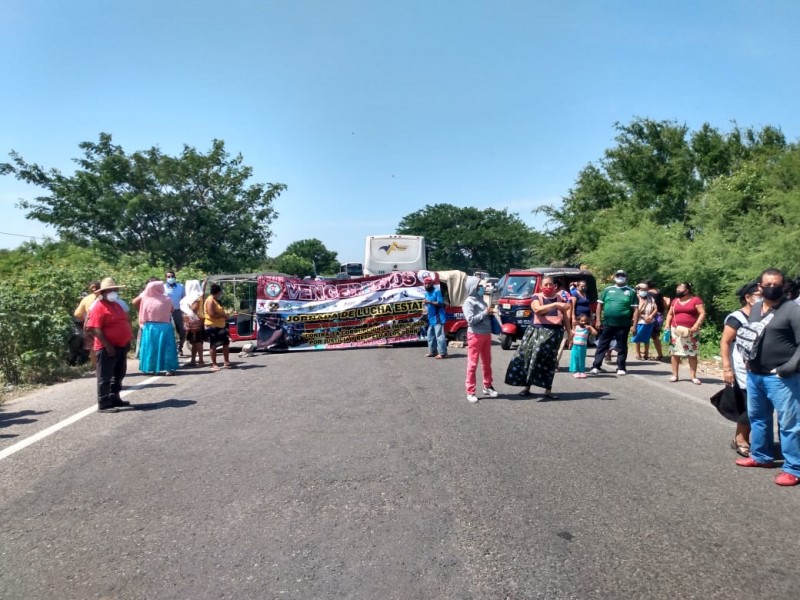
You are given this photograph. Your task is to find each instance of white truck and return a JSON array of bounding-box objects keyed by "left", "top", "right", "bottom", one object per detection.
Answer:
[{"left": 363, "top": 235, "right": 427, "bottom": 276}]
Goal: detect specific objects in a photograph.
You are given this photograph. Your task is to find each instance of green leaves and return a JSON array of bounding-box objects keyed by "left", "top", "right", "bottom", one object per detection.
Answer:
[
  {"left": 0, "top": 241, "right": 206, "bottom": 386},
  {"left": 537, "top": 118, "right": 800, "bottom": 326},
  {"left": 397, "top": 204, "right": 534, "bottom": 276},
  {"left": 2, "top": 134, "right": 286, "bottom": 272},
  {"left": 280, "top": 239, "right": 339, "bottom": 276}
]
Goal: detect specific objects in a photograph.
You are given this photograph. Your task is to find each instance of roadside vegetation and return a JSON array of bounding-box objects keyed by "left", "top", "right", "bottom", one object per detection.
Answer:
[{"left": 2, "top": 118, "right": 798, "bottom": 389}]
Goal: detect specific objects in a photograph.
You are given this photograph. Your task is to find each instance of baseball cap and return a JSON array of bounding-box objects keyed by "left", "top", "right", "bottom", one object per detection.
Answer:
[
  {"left": 614, "top": 270, "right": 627, "bottom": 277},
  {"left": 422, "top": 276, "right": 433, "bottom": 284}
]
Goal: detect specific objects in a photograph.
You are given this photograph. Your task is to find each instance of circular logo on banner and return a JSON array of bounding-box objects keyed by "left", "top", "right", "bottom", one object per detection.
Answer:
[
  {"left": 417, "top": 269, "right": 435, "bottom": 284},
  {"left": 265, "top": 282, "right": 282, "bottom": 298}
]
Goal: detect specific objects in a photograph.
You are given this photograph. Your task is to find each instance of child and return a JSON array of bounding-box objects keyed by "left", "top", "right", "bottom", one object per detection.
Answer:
[{"left": 570, "top": 317, "right": 597, "bottom": 378}]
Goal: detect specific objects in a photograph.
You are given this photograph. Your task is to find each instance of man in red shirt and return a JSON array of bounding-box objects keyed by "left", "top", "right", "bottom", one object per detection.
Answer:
[{"left": 85, "top": 277, "right": 133, "bottom": 413}]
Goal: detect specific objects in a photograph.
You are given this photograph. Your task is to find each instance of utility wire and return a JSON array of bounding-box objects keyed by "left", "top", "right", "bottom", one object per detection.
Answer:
[{"left": 0, "top": 231, "right": 48, "bottom": 239}]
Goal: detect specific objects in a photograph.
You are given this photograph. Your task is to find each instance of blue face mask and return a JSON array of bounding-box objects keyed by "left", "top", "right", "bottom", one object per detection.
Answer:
[
  {"left": 477, "top": 286, "right": 485, "bottom": 295},
  {"left": 166, "top": 277, "right": 176, "bottom": 285}
]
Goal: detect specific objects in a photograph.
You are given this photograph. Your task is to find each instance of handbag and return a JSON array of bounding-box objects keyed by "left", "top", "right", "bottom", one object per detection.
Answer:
[
  {"left": 490, "top": 315, "right": 502, "bottom": 335},
  {"left": 183, "top": 314, "right": 202, "bottom": 332},
  {"left": 673, "top": 325, "right": 691, "bottom": 337},
  {"left": 709, "top": 383, "right": 746, "bottom": 422}
]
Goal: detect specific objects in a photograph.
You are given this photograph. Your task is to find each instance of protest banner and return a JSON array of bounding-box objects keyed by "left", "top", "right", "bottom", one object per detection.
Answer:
[{"left": 254, "top": 270, "right": 437, "bottom": 351}]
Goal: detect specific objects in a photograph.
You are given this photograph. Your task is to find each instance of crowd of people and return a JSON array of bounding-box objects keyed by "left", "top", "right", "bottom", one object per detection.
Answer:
[
  {"left": 73, "top": 271, "right": 236, "bottom": 413},
  {"left": 453, "top": 268, "right": 800, "bottom": 488},
  {"left": 75, "top": 266, "right": 799, "bottom": 487}
]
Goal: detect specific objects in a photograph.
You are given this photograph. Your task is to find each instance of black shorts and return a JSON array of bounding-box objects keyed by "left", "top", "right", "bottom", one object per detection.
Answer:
[
  {"left": 205, "top": 326, "right": 230, "bottom": 348},
  {"left": 186, "top": 330, "right": 205, "bottom": 344}
]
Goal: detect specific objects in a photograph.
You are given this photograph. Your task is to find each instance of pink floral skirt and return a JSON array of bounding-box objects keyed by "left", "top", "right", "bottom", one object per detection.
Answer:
[{"left": 669, "top": 326, "right": 698, "bottom": 357}]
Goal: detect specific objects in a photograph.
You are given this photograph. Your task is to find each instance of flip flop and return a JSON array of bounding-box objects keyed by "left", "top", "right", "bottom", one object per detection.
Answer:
[
  {"left": 669, "top": 376, "right": 678, "bottom": 382},
  {"left": 223, "top": 363, "right": 238, "bottom": 369},
  {"left": 691, "top": 378, "right": 702, "bottom": 385},
  {"left": 210, "top": 365, "right": 221, "bottom": 372},
  {"left": 730, "top": 439, "right": 750, "bottom": 457},
  {"left": 518, "top": 389, "right": 532, "bottom": 397}
]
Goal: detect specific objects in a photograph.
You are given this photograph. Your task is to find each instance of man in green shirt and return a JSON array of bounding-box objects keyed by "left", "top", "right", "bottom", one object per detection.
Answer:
[{"left": 590, "top": 269, "right": 639, "bottom": 375}]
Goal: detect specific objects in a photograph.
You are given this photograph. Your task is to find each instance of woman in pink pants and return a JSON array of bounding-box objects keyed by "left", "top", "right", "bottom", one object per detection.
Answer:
[{"left": 462, "top": 276, "right": 499, "bottom": 404}]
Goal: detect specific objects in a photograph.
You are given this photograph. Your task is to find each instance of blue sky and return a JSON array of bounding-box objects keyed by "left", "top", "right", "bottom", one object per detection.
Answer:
[{"left": 2, "top": 0, "right": 799, "bottom": 266}]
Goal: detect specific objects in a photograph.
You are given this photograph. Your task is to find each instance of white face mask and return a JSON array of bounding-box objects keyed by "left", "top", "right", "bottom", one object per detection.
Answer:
[
  {"left": 106, "top": 291, "right": 119, "bottom": 302},
  {"left": 614, "top": 277, "right": 627, "bottom": 285},
  {"left": 638, "top": 290, "right": 648, "bottom": 298}
]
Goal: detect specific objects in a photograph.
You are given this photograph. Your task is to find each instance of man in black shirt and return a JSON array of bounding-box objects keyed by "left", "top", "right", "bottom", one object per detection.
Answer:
[{"left": 736, "top": 268, "right": 800, "bottom": 486}]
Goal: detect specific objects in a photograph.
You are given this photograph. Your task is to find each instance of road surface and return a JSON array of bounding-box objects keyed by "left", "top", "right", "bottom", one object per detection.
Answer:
[{"left": 1, "top": 343, "right": 798, "bottom": 599}]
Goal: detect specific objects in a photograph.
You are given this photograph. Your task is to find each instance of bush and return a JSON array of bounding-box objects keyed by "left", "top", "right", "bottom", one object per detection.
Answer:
[
  {"left": 697, "top": 321, "right": 723, "bottom": 360},
  {"left": 0, "top": 242, "right": 206, "bottom": 387}
]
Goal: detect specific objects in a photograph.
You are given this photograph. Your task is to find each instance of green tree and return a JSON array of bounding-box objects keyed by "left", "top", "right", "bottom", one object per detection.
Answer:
[
  {"left": 280, "top": 238, "right": 339, "bottom": 275},
  {"left": 0, "top": 240, "right": 206, "bottom": 386},
  {"left": 604, "top": 118, "right": 699, "bottom": 226},
  {"left": 1, "top": 133, "right": 286, "bottom": 272},
  {"left": 397, "top": 204, "right": 533, "bottom": 275},
  {"left": 537, "top": 118, "right": 790, "bottom": 268},
  {"left": 274, "top": 253, "right": 315, "bottom": 278},
  {"left": 536, "top": 164, "right": 625, "bottom": 262}
]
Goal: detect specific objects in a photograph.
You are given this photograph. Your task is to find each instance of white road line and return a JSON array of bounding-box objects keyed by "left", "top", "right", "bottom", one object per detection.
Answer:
[
  {"left": 0, "top": 375, "right": 162, "bottom": 461},
  {"left": 629, "top": 372, "right": 713, "bottom": 407}
]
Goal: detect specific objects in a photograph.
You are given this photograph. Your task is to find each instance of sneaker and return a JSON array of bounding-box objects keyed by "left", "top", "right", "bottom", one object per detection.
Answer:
[
  {"left": 467, "top": 394, "right": 479, "bottom": 404},
  {"left": 482, "top": 386, "right": 499, "bottom": 397},
  {"left": 589, "top": 367, "right": 601, "bottom": 375},
  {"left": 573, "top": 373, "right": 581, "bottom": 378},
  {"left": 616, "top": 369, "right": 626, "bottom": 376},
  {"left": 579, "top": 373, "right": 588, "bottom": 379}
]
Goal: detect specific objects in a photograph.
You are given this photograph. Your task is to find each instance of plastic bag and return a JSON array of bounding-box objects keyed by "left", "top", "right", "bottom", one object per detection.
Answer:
[{"left": 490, "top": 315, "right": 502, "bottom": 335}]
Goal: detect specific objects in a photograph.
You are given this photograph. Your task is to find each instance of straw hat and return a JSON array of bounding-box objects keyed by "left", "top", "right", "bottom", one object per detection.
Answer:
[{"left": 95, "top": 277, "right": 125, "bottom": 294}]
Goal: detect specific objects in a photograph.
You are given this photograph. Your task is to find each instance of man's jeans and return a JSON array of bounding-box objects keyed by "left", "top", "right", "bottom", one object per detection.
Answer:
[
  {"left": 747, "top": 372, "right": 800, "bottom": 476},
  {"left": 591, "top": 325, "right": 630, "bottom": 371},
  {"left": 427, "top": 322, "right": 447, "bottom": 356}
]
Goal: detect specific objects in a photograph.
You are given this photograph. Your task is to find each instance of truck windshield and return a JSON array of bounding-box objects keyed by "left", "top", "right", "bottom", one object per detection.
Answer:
[
  {"left": 340, "top": 263, "right": 364, "bottom": 278},
  {"left": 502, "top": 276, "right": 538, "bottom": 299}
]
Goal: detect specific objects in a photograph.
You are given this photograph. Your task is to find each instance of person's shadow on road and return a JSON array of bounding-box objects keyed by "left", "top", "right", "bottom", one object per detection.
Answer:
[
  {"left": 507, "top": 391, "right": 612, "bottom": 402},
  {"left": 0, "top": 409, "right": 51, "bottom": 428},
  {"left": 133, "top": 399, "right": 197, "bottom": 411}
]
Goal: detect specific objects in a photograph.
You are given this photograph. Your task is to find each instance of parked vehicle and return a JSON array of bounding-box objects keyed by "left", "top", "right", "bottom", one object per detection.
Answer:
[
  {"left": 485, "top": 277, "right": 500, "bottom": 294},
  {"left": 339, "top": 262, "right": 364, "bottom": 279},
  {"left": 363, "top": 235, "right": 427, "bottom": 276},
  {"left": 489, "top": 274, "right": 506, "bottom": 306},
  {"left": 495, "top": 267, "right": 598, "bottom": 350},
  {"left": 203, "top": 273, "right": 277, "bottom": 344}
]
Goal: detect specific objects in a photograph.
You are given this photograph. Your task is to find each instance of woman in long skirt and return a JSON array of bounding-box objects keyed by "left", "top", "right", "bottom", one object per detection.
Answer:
[
  {"left": 138, "top": 280, "right": 179, "bottom": 376},
  {"left": 505, "top": 276, "right": 571, "bottom": 399}
]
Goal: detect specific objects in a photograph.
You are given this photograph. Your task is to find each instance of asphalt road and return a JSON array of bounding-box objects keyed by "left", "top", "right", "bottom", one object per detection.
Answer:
[{"left": 1, "top": 342, "right": 798, "bottom": 599}]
